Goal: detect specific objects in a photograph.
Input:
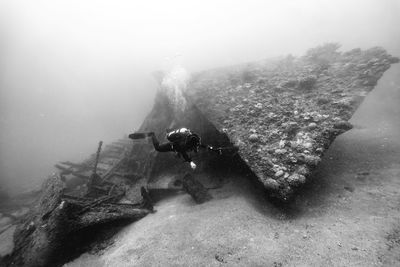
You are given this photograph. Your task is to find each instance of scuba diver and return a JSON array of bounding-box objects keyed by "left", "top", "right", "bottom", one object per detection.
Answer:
[{"left": 129, "top": 128, "right": 221, "bottom": 170}]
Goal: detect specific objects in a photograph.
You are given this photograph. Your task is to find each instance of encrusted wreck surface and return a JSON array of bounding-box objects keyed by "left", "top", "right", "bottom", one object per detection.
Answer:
[{"left": 184, "top": 44, "right": 399, "bottom": 200}]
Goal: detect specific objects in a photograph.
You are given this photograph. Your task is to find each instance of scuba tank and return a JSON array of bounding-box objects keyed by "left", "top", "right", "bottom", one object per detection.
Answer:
[{"left": 166, "top": 128, "right": 192, "bottom": 142}]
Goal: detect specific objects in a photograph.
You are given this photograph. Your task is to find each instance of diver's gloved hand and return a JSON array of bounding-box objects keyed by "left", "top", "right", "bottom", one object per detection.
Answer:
[{"left": 190, "top": 161, "right": 197, "bottom": 170}]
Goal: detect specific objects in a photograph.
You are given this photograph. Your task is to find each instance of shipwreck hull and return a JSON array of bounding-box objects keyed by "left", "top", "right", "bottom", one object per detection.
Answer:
[{"left": 184, "top": 45, "right": 399, "bottom": 200}]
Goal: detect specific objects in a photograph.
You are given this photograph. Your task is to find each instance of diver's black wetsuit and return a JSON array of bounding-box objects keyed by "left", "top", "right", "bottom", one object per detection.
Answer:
[{"left": 151, "top": 131, "right": 203, "bottom": 163}]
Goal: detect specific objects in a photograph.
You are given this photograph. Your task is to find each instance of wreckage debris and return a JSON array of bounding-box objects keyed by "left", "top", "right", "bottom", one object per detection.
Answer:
[
  {"left": 1, "top": 136, "right": 157, "bottom": 266},
  {"left": 140, "top": 186, "right": 155, "bottom": 212},
  {"left": 181, "top": 174, "right": 212, "bottom": 204},
  {"left": 2, "top": 174, "right": 150, "bottom": 267}
]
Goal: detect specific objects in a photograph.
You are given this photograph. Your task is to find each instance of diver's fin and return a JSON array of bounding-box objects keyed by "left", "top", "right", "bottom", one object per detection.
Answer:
[{"left": 128, "top": 132, "right": 154, "bottom": 140}]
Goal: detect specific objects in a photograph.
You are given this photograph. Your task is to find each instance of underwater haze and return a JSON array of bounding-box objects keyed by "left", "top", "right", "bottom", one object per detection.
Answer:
[{"left": 0, "top": 0, "right": 399, "bottom": 194}]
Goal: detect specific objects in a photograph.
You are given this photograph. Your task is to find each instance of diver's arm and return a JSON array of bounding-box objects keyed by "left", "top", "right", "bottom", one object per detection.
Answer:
[{"left": 181, "top": 151, "right": 191, "bottom": 162}]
